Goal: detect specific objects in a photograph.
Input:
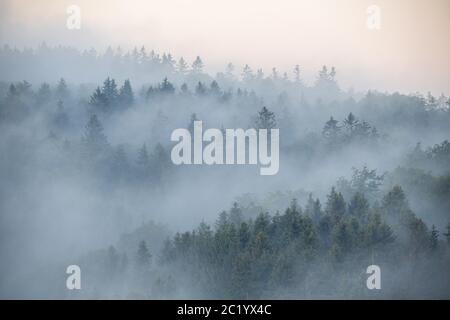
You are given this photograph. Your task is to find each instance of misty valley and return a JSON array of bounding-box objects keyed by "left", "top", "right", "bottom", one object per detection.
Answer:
[{"left": 0, "top": 45, "right": 449, "bottom": 299}]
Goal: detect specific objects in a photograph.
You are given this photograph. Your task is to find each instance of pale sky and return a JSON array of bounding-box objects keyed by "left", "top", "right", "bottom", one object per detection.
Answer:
[{"left": 0, "top": 0, "right": 449, "bottom": 94}]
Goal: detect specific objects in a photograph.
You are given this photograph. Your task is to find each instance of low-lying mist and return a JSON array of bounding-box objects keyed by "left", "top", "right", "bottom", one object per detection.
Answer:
[{"left": 0, "top": 45, "right": 449, "bottom": 299}]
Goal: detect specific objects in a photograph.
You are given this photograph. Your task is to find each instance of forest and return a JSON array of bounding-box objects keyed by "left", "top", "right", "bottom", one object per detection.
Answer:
[{"left": 0, "top": 45, "right": 449, "bottom": 298}]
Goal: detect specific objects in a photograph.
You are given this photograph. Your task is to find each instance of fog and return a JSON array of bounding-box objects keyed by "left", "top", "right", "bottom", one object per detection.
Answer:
[
  {"left": 1, "top": 0, "right": 449, "bottom": 93},
  {"left": 1, "top": 2, "right": 450, "bottom": 299}
]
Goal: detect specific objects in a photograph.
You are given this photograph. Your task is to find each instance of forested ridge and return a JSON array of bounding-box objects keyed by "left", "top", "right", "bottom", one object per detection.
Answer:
[
  {"left": 0, "top": 45, "right": 449, "bottom": 298},
  {"left": 74, "top": 173, "right": 450, "bottom": 299}
]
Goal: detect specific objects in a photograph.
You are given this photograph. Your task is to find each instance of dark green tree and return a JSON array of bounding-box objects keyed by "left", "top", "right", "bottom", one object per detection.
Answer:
[
  {"left": 381, "top": 185, "right": 409, "bottom": 218},
  {"left": 210, "top": 80, "right": 221, "bottom": 95},
  {"left": 137, "top": 240, "right": 152, "bottom": 267},
  {"left": 229, "top": 202, "right": 243, "bottom": 226},
  {"left": 89, "top": 87, "right": 108, "bottom": 112},
  {"left": 348, "top": 192, "right": 369, "bottom": 222},
  {"left": 180, "top": 83, "right": 189, "bottom": 94},
  {"left": 118, "top": 79, "right": 134, "bottom": 106},
  {"left": 102, "top": 77, "right": 118, "bottom": 105},
  {"left": 56, "top": 78, "right": 69, "bottom": 101},
  {"left": 444, "top": 223, "right": 450, "bottom": 244},
  {"left": 305, "top": 194, "right": 322, "bottom": 223},
  {"left": 255, "top": 106, "right": 276, "bottom": 130},
  {"left": 331, "top": 221, "right": 353, "bottom": 259},
  {"left": 159, "top": 78, "right": 175, "bottom": 94},
  {"left": 363, "top": 212, "right": 395, "bottom": 249},
  {"left": 430, "top": 225, "right": 439, "bottom": 251},
  {"left": 343, "top": 112, "right": 358, "bottom": 133},
  {"left": 36, "top": 83, "right": 51, "bottom": 106},
  {"left": 325, "top": 187, "right": 346, "bottom": 221},
  {"left": 82, "top": 114, "right": 108, "bottom": 153},
  {"left": 195, "top": 81, "right": 207, "bottom": 96},
  {"left": 322, "top": 116, "right": 340, "bottom": 140},
  {"left": 350, "top": 166, "right": 383, "bottom": 198}
]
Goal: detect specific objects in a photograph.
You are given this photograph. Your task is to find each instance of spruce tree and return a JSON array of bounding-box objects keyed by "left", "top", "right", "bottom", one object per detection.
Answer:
[
  {"left": 177, "top": 57, "right": 188, "bottom": 74},
  {"left": 191, "top": 56, "right": 204, "bottom": 74},
  {"left": 325, "top": 187, "right": 346, "bottom": 221},
  {"left": 322, "top": 116, "right": 340, "bottom": 139},
  {"left": 348, "top": 192, "right": 369, "bottom": 222},
  {"left": 36, "top": 83, "right": 51, "bottom": 106},
  {"left": 137, "top": 144, "right": 149, "bottom": 167},
  {"left": 255, "top": 106, "right": 276, "bottom": 130},
  {"left": 430, "top": 225, "right": 439, "bottom": 251},
  {"left": 159, "top": 78, "right": 175, "bottom": 94},
  {"left": 83, "top": 114, "right": 108, "bottom": 152},
  {"left": 444, "top": 223, "right": 450, "bottom": 244},
  {"left": 229, "top": 202, "right": 243, "bottom": 226},
  {"left": 343, "top": 112, "right": 358, "bottom": 133},
  {"left": 195, "top": 82, "right": 207, "bottom": 96},
  {"left": 102, "top": 77, "right": 118, "bottom": 107},
  {"left": 137, "top": 240, "right": 152, "bottom": 267},
  {"left": 119, "top": 79, "right": 134, "bottom": 107},
  {"left": 381, "top": 185, "right": 409, "bottom": 218},
  {"left": 89, "top": 87, "right": 108, "bottom": 112},
  {"left": 56, "top": 78, "right": 69, "bottom": 100}
]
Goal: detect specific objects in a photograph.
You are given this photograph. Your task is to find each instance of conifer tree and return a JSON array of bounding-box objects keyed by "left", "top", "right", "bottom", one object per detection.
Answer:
[
  {"left": 137, "top": 240, "right": 152, "bottom": 267},
  {"left": 119, "top": 79, "right": 134, "bottom": 106},
  {"left": 137, "top": 144, "right": 150, "bottom": 167},
  {"left": 444, "top": 223, "right": 450, "bottom": 244},
  {"left": 325, "top": 187, "right": 346, "bottom": 221},
  {"left": 56, "top": 78, "right": 69, "bottom": 100},
  {"left": 89, "top": 87, "right": 108, "bottom": 112},
  {"left": 255, "top": 106, "right": 276, "bottom": 129},
  {"left": 322, "top": 116, "right": 340, "bottom": 139},
  {"left": 191, "top": 56, "right": 204, "bottom": 74},
  {"left": 348, "top": 192, "right": 369, "bottom": 222},
  {"left": 430, "top": 225, "right": 439, "bottom": 251},
  {"left": 177, "top": 57, "right": 188, "bottom": 74},
  {"left": 83, "top": 114, "right": 108, "bottom": 152}
]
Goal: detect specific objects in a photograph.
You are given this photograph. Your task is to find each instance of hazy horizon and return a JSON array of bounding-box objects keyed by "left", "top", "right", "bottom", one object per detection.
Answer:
[{"left": 1, "top": 0, "right": 449, "bottom": 95}]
